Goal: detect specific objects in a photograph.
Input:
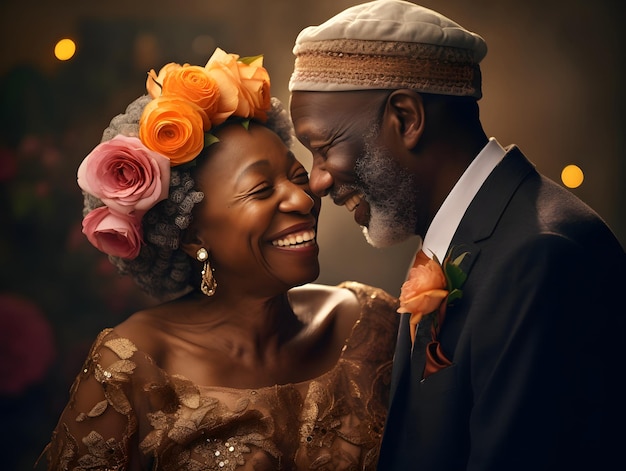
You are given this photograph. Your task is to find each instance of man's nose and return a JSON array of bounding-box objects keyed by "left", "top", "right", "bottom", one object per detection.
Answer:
[{"left": 309, "top": 162, "right": 333, "bottom": 197}]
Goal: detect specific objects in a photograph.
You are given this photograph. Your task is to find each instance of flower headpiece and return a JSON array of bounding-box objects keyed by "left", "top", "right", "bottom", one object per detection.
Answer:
[{"left": 77, "top": 48, "right": 272, "bottom": 260}]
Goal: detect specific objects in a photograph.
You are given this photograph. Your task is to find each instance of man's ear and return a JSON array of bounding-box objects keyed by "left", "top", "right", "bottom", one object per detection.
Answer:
[{"left": 384, "top": 89, "right": 425, "bottom": 150}]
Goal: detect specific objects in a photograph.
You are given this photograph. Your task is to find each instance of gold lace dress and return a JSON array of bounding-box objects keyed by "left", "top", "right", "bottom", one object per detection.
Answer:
[{"left": 44, "top": 282, "right": 399, "bottom": 470}]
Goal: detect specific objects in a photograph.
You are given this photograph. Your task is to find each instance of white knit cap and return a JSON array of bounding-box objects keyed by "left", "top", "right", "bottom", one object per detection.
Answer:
[{"left": 289, "top": 0, "right": 487, "bottom": 98}]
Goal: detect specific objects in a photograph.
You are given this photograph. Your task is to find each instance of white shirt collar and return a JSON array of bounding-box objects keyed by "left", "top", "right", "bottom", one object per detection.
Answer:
[{"left": 421, "top": 137, "right": 506, "bottom": 262}]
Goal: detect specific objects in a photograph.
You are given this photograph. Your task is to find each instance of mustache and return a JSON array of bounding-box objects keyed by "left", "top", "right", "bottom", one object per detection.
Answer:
[{"left": 329, "top": 182, "right": 364, "bottom": 201}]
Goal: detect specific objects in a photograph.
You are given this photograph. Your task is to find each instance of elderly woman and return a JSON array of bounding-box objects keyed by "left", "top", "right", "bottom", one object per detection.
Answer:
[{"left": 42, "top": 48, "right": 398, "bottom": 470}]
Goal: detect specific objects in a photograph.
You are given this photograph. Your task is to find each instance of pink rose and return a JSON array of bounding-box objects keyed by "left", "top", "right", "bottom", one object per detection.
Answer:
[
  {"left": 77, "top": 135, "right": 170, "bottom": 216},
  {"left": 82, "top": 206, "right": 143, "bottom": 259}
]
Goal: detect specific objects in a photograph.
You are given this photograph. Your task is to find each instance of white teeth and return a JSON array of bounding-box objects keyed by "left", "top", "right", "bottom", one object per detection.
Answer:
[
  {"left": 272, "top": 229, "right": 316, "bottom": 247},
  {"left": 344, "top": 193, "right": 363, "bottom": 212}
]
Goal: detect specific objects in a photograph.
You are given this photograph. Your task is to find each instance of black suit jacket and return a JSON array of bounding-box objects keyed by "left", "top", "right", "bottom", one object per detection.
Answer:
[{"left": 378, "top": 147, "right": 625, "bottom": 470}]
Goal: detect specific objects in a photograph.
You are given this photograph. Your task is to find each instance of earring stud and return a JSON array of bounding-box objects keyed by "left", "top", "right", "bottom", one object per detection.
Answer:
[{"left": 196, "top": 247, "right": 208, "bottom": 262}]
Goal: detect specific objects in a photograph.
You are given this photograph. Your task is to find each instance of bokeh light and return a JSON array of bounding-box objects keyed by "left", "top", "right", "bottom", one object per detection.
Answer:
[
  {"left": 561, "top": 164, "right": 584, "bottom": 188},
  {"left": 54, "top": 38, "right": 76, "bottom": 61},
  {"left": 192, "top": 34, "right": 216, "bottom": 56}
]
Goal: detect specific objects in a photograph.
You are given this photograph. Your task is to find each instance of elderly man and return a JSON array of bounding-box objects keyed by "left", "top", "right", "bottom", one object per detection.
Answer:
[{"left": 289, "top": 1, "right": 625, "bottom": 470}]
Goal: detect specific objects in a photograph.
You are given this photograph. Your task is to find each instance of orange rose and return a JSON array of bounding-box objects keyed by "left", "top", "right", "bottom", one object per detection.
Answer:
[
  {"left": 205, "top": 48, "right": 246, "bottom": 125},
  {"left": 398, "top": 250, "right": 448, "bottom": 344},
  {"left": 237, "top": 56, "right": 271, "bottom": 121},
  {"left": 146, "top": 62, "right": 182, "bottom": 99},
  {"left": 161, "top": 65, "right": 221, "bottom": 117},
  {"left": 139, "top": 96, "right": 209, "bottom": 166}
]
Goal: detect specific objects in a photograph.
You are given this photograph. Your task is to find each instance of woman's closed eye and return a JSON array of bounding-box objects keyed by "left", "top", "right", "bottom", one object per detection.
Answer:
[
  {"left": 291, "top": 170, "right": 310, "bottom": 185},
  {"left": 248, "top": 183, "right": 274, "bottom": 198}
]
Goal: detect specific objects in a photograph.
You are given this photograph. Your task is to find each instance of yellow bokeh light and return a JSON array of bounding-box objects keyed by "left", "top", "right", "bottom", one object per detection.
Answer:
[
  {"left": 561, "top": 164, "right": 584, "bottom": 189},
  {"left": 54, "top": 38, "right": 76, "bottom": 61}
]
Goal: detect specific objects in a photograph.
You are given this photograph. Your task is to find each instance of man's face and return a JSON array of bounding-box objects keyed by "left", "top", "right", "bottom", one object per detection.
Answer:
[{"left": 290, "top": 90, "right": 418, "bottom": 247}]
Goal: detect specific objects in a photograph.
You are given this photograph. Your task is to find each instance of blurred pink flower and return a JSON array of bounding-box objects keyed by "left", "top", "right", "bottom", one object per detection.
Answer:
[
  {"left": 18, "top": 135, "right": 42, "bottom": 157},
  {"left": 0, "top": 293, "right": 56, "bottom": 395},
  {"left": 0, "top": 147, "right": 17, "bottom": 182}
]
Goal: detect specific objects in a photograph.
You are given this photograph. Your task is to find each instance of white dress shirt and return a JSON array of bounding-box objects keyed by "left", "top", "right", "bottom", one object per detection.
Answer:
[{"left": 421, "top": 137, "right": 506, "bottom": 262}]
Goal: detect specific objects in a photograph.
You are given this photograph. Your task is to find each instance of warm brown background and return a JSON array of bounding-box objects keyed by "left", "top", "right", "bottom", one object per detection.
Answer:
[{"left": 1, "top": 1, "right": 623, "bottom": 469}]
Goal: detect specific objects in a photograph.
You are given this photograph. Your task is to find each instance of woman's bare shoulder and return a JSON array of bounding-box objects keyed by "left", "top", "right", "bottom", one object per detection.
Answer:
[{"left": 110, "top": 303, "right": 174, "bottom": 362}]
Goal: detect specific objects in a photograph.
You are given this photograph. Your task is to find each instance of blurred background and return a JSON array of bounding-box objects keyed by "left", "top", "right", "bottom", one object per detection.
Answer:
[{"left": 0, "top": 0, "right": 623, "bottom": 468}]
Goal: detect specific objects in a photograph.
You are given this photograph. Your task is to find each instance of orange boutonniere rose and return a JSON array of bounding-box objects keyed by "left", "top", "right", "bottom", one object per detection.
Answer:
[
  {"left": 398, "top": 248, "right": 469, "bottom": 345},
  {"left": 398, "top": 247, "right": 469, "bottom": 378}
]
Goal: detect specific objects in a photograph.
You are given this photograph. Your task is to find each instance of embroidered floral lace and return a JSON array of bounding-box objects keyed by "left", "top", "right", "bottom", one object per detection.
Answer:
[{"left": 43, "top": 282, "right": 398, "bottom": 470}]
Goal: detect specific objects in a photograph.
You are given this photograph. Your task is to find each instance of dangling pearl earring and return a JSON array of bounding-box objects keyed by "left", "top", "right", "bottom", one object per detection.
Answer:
[{"left": 196, "top": 248, "right": 217, "bottom": 296}]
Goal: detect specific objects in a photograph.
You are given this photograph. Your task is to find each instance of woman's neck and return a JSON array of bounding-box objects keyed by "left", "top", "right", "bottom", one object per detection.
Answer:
[{"left": 174, "top": 290, "right": 306, "bottom": 365}]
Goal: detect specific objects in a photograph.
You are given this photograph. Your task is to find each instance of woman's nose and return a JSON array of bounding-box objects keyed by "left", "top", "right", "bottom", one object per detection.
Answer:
[{"left": 279, "top": 184, "right": 316, "bottom": 215}]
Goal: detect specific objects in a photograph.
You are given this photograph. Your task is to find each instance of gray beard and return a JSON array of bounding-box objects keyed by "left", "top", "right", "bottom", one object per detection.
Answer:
[{"left": 356, "top": 139, "right": 418, "bottom": 248}]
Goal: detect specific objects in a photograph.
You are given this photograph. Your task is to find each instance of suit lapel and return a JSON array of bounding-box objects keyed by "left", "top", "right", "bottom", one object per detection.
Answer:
[
  {"left": 446, "top": 147, "right": 535, "bottom": 281},
  {"left": 452, "top": 146, "right": 536, "bottom": 246},
  {"left": 439, "top": 147, "right": 536, "bottom": 355},
  {"left": 389, "top": 313, "right": 412, "bottom": 399}
]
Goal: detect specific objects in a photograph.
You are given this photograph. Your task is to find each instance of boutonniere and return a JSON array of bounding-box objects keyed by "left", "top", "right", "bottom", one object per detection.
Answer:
[{"left": 397, "top": 247, "right": 469, "bottom": 346}]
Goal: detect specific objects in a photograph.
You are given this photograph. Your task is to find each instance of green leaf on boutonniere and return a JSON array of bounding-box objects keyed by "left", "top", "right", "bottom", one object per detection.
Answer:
[
  {"left": 447, "top": 287, "right": 463, "bottom": 305},
  {"left": 445, "top": 252, "right": 469, "bottom": 290},
  {"left": 241, "top": 119, "right": 250, "bottom": 130},
  {"left": 443, "top": 249, "right": 469, "bottom": 305}
]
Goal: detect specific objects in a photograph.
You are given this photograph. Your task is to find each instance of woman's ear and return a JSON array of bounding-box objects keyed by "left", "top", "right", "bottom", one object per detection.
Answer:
[
  {"left": 180, "top": 226, "right": 207, "bottom": 260},
  {"left": 384, "top": 89, "right": 425, "bottom": 150}
]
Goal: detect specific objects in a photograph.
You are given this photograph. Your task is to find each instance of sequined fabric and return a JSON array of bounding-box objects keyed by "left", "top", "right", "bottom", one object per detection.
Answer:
[{"left": 43, "top": 282, "right": 399, "bottom": 470}]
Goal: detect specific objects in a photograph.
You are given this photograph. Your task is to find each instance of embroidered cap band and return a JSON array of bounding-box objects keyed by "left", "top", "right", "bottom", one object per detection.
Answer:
[{"left": 289, "top": 0, "right": 487, "bottom": 98}]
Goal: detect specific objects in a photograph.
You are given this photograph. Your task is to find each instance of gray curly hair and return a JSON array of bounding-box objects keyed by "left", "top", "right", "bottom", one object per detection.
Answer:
[{"left": 83, "top": 95, "right": 295, "bottom": 300}]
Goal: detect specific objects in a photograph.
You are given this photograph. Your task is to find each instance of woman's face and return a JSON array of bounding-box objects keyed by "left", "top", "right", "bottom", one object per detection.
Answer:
[{"left": 190, "top": 123, "right": 320, "bottom": 295}]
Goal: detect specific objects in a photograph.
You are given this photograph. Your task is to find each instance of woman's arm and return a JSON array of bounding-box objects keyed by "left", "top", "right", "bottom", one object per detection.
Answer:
[{"left": 45, "top": 330, "right": 138, "bottom": 470}]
